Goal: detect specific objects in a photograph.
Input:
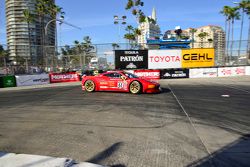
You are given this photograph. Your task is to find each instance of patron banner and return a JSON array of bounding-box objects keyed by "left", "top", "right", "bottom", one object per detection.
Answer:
[
  {"left": 49, "top": 72, "right": 80, "bottom": 83},
  {"left": 160, "top": 69, "right": 189, "bottom": 79},
  {"left": 15, "top": 74, "right": 50, "bottom": 87},
  {"left": 115, "top": 50, "right": 148, "bottom": 69},
  {"left": 148, "top": 50, "right": 182, "bottom": 69},
  {"left": 181, "top": 48, "right": 215, "bottom": 68}
]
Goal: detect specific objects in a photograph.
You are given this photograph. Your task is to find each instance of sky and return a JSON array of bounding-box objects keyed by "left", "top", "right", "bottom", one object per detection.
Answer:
[{"left": 0, "top": 0, "right": 249, "bottom": 46}]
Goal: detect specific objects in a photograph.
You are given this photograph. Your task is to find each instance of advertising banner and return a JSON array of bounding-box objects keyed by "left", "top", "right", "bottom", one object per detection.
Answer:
[
  {"left": 160, "top": 69, "right": 189, "bottom": 79},
  {"left": 218, "top": 67, "right": 246, "bottom": 77},
  {"left": 0, "top": 75, "right": 16, "bottom": 88},
  {"left": 190, "top": 68, "right": 217, "bottom": 78},
  {"left": 134, "top": 69, "right": 160, "bottom": 80},
  {"left": 15, "top": 74, "right": 50, "bottom": 87},
  {"left": 49, "top": 72, "right": 80, "bottom": 83},
  {"left": 181, "top": 48, "right": 215, "bottom": 68},
  {"left": 115, "top": 50, "right": 148, "bottom": 69},
  {"left": 232, "top": 66, "right": 245, "bottom": 76},
  {"left": 148, "top": 50, "right": 182, "bottom": 69},
  {"left": 218, "top": 67, "right": 233, "bottom": 77},
  {"left": 246, "top": 66, "right": 250, "bottom": 75}
]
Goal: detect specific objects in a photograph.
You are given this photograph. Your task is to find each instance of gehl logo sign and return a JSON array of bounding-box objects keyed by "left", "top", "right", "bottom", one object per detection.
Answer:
[
  {"left": 183, "top": 53, "right": 213, "bottom": 61},
  {"left": 182, "top": 48, "right": 215, "bottom": 68}
]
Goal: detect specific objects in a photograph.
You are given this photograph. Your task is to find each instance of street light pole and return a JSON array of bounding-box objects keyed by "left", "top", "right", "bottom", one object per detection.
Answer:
[
  {"left": 44, "top": 17, "right": 81, "bottom": 72},
  {"left": 114, "top": 15, "right": 126, "bottom": 44}
]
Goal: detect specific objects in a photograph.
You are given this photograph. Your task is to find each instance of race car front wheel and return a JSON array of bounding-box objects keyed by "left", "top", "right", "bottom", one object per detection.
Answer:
[
  {"left": 130, "top": 81, "right": 141, "bottom": 94},
  {"left": 84, "top": 80, "right": 95, "bottom": 92}
]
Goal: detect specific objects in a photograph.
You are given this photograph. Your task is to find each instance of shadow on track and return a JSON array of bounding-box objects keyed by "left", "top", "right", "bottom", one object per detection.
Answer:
[
  {"left": 186, "top": 134, "right": 250, "bottom": 167},
  {"left": 87, "top": 142, "right": 124, "bottom": 165}
]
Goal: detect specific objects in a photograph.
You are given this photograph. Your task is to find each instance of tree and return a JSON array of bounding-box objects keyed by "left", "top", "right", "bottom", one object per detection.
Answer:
[
  {"left": 237, "top": 0, "right": 250, "bottom": 58},
  {"left": 189, "top": 28, "right": 197, "bottom": 48},
  {"left": 221, "top": 6, "right": 231, "bottom": 59},
  {"left": 124, "top": 25, "right": 142, "bottom": 49},
  {"left": 124, "top": 0, "right": 145, "bottom": 46},
  {"left": 71, "top": 36, "right": 95, "bottom": 68},
  {"left": 112, "top": 43, "right": 120, "bottom": 50},
  {"left": 0, "top": 45, "right": 10, "bottom": 68},
  {"left": 197, "top": 32, "right": 209, "bottom": 48},
  {"left": 22, "top": 9, "right": 34, "bottom": 65},
  {"left": 246, "top": 5, "right": 250, "bottom": 60},
  {"left": 228, "top": 7, "right": 240, "bottom": 60},
  {"left": 74, "top": 40, "right": 83, "bottom": 68},
  {"left": 126, "top": 0, "right": 145, "bottom": 24},
  {"left": 33, "top": 0, "right": 65, "bottom": 68}
]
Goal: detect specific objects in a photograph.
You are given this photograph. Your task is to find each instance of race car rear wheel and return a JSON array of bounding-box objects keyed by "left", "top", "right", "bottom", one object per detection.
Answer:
[
  {"left": 84, "top": 80, "right": 95, "bottom": 92},
  {"left": 129, "top": 81, "right": 141, "bottom": 94}
]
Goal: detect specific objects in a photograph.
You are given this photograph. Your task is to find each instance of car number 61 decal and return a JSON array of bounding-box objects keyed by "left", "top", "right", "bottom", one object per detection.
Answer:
[{"left": 118, "top": 81, "right": 127, "bottom": 89}]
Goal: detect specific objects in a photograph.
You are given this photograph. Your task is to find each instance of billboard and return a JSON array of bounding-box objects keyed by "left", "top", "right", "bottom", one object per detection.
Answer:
[
  {"left": 148, "top": 50, "right": 182, "bottom": 69},
  {"left": 115, "top": 50, "right": 148, "bottom": 69},
  {"left": 181, "top": 48, "right": 215, "bottom": 68},
  {"left": 160, "top": 69, "right": 189, "bottom": 79}
]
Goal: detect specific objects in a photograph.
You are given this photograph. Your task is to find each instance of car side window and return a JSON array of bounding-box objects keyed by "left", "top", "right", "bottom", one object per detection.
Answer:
[{"left": 104, "top": 73, "right": 121, "bottom": 79}]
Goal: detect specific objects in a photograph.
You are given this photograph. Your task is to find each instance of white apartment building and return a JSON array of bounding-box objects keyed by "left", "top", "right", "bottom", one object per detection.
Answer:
[
  {"left": 5, "top": 0, "right": 56, "bottom": 65},
  {"left": 185, "top": 25, "right": 226, "bottom": 65},
  {"left": 137, "top": 8, "right": 161, "bottom": 47}
]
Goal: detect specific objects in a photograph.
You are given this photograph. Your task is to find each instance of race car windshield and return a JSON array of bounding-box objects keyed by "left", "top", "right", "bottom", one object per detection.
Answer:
[{"left": 125, "top": 72, "right": 139, "bottom": 78}]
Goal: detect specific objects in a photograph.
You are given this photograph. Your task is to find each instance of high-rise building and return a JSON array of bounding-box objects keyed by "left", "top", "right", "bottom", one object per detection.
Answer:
[
  {"left": 185, "top": 25, "right": 226, "bottom": 65},
  {"left": 137, "top": 8, "right": 161, "bottom": 47},
  {"left": 5, "top": 0, "right": 56, "bottom": 65}
]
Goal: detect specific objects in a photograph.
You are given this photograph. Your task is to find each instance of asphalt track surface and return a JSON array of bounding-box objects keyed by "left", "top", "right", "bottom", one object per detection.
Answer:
[{"left": 0, "top": 76, "right": 250, "bottom": 167}]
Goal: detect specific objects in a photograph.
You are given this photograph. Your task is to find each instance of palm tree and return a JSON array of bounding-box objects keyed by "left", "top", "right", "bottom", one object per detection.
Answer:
[
  {"left": 22, "top": 9, "right": 34, "bottom": 66},
  {"left": 237, "top": 0, "right": 250, "bottom": 58},
  {"left": 126, "top": 0, "right": 145, "bottom": 24},
  {"left": 246, "top": 6, "right": 250, "bottom": 61},
  {"left": 197, "top": 32, "right": 209, "bottom": 48},
  {"left": 112, "top": 43, "right": 120, "bottom": 50},
  {"left": 228, "top": 7, "right": 240, "bottom": 61},
  {"left": 125, "top": 25, "right": 134, "bottom": 44},
  {"left": 74, "top": 40, "right": 82, "bottom": 68},
  {"left": 34, "top": 0, "right": 65, "bottom": 69},
  {"left": 189, "top": 28, "right": 197, "bottom": 48},
  {"left": 0, "top": 45, "right": 9, "bottom": 69},
  {"left": 220, "top": 6, "right": 231, "bottom": 60}
]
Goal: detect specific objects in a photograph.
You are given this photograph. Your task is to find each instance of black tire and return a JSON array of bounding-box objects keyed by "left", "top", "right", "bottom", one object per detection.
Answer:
[
  {"left": 129, "top": 81, "right": 141, "bottom": 94},
  {"left": 84, "top": 80, "right": 95, "bottom": 92}
]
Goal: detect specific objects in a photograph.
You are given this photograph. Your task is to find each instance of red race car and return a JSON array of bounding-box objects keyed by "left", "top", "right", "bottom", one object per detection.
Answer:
[{"left": 81, "top": 71, "right": 161, "bottom": 94}]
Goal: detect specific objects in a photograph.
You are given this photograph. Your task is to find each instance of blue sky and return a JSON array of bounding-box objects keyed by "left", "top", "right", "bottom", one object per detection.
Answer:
[{"left": 0, "top": 0, "right": 249, "bottom": 46}]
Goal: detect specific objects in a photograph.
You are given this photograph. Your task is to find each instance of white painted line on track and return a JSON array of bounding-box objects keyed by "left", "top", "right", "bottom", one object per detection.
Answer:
[{"left": 167, "top": 84, "right": 215, "bottom": 167}]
